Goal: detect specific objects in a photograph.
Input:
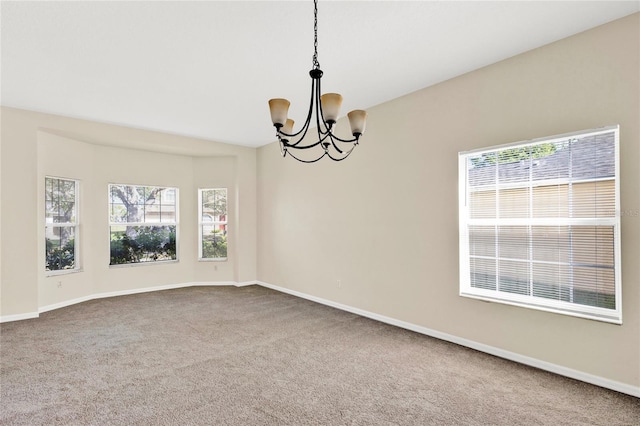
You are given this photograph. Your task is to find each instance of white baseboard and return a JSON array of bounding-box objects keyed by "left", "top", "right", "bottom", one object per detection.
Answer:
[
  {"left": 256, "top": 281, "right": 640, "bottom": 399},
  {"left": 235, "top": 281, "right": 257, "bottom": 287},
  {"left": 0, "top": 311, "right": 39, "bottom": 323},
  {"left": 1, "top": 281, "right": 257, "bottom": 323},
  {"left": 192, "top": 281, "right": 240, "bottom": 287},
  {"left": 39, "top": 295, "right": 96, "bottom": 314}
]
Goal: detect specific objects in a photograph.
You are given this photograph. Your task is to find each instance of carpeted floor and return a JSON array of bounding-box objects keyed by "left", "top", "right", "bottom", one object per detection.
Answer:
[{"left": 0, "top": 285, "right": 638, "bottom": 425}]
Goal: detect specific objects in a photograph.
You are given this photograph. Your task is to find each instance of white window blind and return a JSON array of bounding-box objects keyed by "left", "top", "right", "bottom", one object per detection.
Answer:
[{"left": 459, "top": 126, "right": 621, "bottom": 323}]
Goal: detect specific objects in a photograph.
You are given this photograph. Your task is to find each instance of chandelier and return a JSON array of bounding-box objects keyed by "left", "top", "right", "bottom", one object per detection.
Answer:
[{"left": 268, "top": 0, "right": 367, "bottom": 163}]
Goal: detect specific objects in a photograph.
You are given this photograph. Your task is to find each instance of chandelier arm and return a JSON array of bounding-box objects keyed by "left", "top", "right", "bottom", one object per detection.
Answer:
[
  {"left": 281, "top": 121, "right": 315, "bottom": 148},
  {"left": 279, "top": 139, "right": 288, "bottom": 157},
  {"left": 285, "top": 123, "right": 325, "bottom": 149},
  {"left": 277, "top": 79, "right": 316, "bottom": 143},
  {"left": 314, "top": 78, "right": 329, "bottom": 136},
  {"left": 326, "top": 134, "right": 344, "bottom": 154},
  {"left": 326, "top": 132, "right": 360, "bottom": 144},
  {"left": 285, "top": 139, "right": 323, "bottom": 150},
  {"left": 286, "top": 148, "right": 328, "bottom": 163},
  {"left": 314, "top": 75, "right": 357, "bottom": 143},
  {"left": 314, "top": 75, "right": 333, "bottom": 136},
  {"left": 283, "top": 130, "right": 330, "bottom": 150},
  {"left": 283, "top": 138, "right": 325, "bottom": 150},
  {"left": 326, "top": 145, "right": 356, "bottom": 161}
]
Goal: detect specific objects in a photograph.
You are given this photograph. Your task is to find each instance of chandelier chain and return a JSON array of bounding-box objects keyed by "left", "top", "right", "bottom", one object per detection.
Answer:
[{"left": 312, "top": 0, "right": 320, "bottom": 69}]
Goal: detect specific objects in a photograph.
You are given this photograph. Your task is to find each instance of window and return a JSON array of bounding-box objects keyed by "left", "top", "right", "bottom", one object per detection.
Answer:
[
  {"left": 109, "top": 184, "right": 178, "bottom": 265},
  {"left": 459, "top": 126, "right": 621, "bottom": 323},
  {"left": 45, "top": 177, "right": 79, "bottom": 273},
  {"left": 199, "top": 188, "right": 228, "bottom": 260}
]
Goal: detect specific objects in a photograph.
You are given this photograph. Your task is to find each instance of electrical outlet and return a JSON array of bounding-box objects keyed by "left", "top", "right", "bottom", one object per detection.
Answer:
[
  {"left": 337, "top": 279, "right": 342, "bottom": 288},
  {"left": 57, "top": 281, "right": 62, "bottom": 288}
]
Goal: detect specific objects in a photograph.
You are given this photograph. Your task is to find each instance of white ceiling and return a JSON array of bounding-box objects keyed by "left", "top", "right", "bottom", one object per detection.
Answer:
[{"left": 2, "top": 1, "right": 638, "bottom": 147}]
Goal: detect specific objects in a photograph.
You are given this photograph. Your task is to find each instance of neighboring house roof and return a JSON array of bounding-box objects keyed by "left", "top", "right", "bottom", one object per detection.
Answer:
[{"left": 468, "top": 132, "right": 615, "bottom": 186}]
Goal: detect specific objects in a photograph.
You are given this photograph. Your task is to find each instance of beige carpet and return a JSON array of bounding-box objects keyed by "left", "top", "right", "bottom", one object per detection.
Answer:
[{"left": 1, "top": 285, "right": 638, "bottom": 425}]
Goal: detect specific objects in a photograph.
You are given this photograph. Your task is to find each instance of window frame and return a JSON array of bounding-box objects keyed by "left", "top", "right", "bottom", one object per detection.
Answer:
[
  {"left": 198, "top": 188, "right": 228, "bottom": 261},
  {"left": 108, "top": 183, "right": 179, "bottom": 266},
  {"left": 458, "top": 126, "right": 622, "bottom": 324},
  {"left": 45, "top": 176, "right": 80, "bottom": 275}
]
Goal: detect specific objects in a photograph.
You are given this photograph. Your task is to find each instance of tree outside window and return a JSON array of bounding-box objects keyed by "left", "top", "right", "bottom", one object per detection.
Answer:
[
  {"left": 109, "top": 184, "right": 178, "bottom": 265},
  {"left": 199, "top": 188, "right": 228, "bottom": 260},
  {"left": 45, "top": 177, "right": 79, "bottom": 272}
]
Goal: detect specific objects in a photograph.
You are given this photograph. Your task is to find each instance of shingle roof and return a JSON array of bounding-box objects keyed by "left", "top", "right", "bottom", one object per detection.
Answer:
[{"left": 468, "top": 132, "right": 615, "bottom": 186}]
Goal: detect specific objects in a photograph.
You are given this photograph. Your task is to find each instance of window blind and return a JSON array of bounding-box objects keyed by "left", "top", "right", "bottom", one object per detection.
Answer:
[{"left": 459, "top": 126, "right": 621, "bottom": 323}]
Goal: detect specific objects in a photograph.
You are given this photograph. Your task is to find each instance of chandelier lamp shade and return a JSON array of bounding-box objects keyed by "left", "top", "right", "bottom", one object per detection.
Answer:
[{"left": 268, "top": 0, "right": 368, "bottom": 163}]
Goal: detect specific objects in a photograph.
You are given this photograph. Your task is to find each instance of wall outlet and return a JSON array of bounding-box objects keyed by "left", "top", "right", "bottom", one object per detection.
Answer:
[
  {"left": 57, "top": 281, "right": 62, "bottom": 288},
  {"left": 337, "top": 279, "right": 342, "bottom": 288}
]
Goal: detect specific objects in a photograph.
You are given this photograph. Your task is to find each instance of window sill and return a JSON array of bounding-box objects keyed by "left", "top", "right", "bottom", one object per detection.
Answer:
[
  {"left": 109, "top": 260, "right": 179, "bottom": 269},
  {"left": 460, "top": 291, "right": 622, "bottom": 325},
  {"left": 46, "top": 268, "right": 83, "bottom": 277}
]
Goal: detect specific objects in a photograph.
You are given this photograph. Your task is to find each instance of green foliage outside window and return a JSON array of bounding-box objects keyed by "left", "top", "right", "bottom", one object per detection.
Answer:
[
  {"left": 202, "top": 229, "right": 227, "bottom": 259},
  {"left": 46, "top": 238, "right": 76, "bottom": 270},
  {"left": 110, "top": 226, "right": 176, "bottom": 265},
  {"left": 200, "top": 188, "right": 228, "bottom": 260},
  {"left": 109, "top": 184, "right": 178, "bottom": 265},
  {"left": 45, "top": 177, "right": 78, "bottom": 272}
]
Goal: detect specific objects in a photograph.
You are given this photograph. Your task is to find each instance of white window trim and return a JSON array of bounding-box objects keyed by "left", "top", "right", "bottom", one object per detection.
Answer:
[
  {"left": 45, "top": 176, "right": 81, "bottom": 276},
  {"left": 458, "top": 126, "right": 622, "bottom": 324},
  {"left": 198, "top": 188, "right": 228, "bottom": 261},
  {"left": 108, "top": 183, "right": 179, "bottom": 266}
]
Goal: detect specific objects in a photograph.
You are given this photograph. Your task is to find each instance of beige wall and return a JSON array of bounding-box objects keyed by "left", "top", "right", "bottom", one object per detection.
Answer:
[
  {"left": 1, "top": 107, "right": 257, "bottom": 316},
  {"left": 257, "top": 14, "right": 640, "bottom": 390}
]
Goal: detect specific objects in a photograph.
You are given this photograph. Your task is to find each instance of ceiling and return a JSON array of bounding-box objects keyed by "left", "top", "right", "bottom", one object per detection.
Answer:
[{"left": 2, "top": 1, "right": 638, "bottom": 148}]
